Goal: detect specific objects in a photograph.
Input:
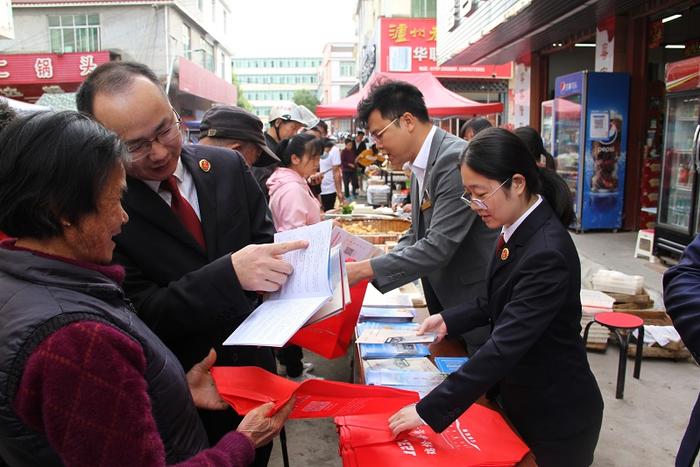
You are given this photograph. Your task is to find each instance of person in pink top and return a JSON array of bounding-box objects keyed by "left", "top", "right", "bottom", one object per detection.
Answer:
[
  {"left": 267, "top": 133, "right": 323, "bottom": 232},
  {"left": 266, "top": 133, "right": 323, "bottom": 380}
]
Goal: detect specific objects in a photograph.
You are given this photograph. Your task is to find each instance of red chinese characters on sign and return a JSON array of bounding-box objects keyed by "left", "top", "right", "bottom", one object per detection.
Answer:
[
  {"left": 379, "top": 17, "right": 511, "bottom": 79},
  {"left": 0, "top": 51, "right": 109, "bottom": 85},
  {"left": 0, "top": 51, "right": 109, "bottom": 100},
  {"left": 34, "top": 58, "right": 54, "bottom": 79}
]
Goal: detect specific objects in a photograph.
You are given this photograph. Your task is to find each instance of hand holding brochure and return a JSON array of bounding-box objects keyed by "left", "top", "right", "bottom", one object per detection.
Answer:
[{"left": 223, "top": 220, "right": 345, "bottom": 347}]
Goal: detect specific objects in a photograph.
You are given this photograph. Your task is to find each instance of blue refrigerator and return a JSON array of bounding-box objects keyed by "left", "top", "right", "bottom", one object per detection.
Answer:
[{"left": 553, "top": 71, "right": 631, "bottom": 231}]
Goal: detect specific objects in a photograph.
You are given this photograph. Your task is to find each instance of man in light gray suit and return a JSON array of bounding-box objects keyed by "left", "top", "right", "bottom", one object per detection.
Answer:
[{"left": 346, "top": 81, "right": 497, "bottom": 353}]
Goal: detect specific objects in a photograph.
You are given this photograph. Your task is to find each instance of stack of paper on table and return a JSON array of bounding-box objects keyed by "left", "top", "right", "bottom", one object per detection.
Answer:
[
  {"left": 362, "top": 357, "right": 444, "bottom": 386},
  {"left": 362, "top": 282, "right": 413, "bottom": 308},
  {"left": 357, "top": 321, "right": 431, "bottom": 359},
  {"left": 580, "top": 289, "right": 614, "bottom": 346},
  {"left": 359, "top": 306, "right": 415, "bottom": 323},
  {"left": 356, "top": 322, "right": 436, "bottom": 344},
  {"left": 223, "top": 220, "right": 351, "bottom": 347},
  {"left": 591, "top": 270, "right": 645, "bottom": 295}
]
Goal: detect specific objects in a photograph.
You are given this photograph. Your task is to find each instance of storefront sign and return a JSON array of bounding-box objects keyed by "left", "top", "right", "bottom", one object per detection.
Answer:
[
  {"left": 0, "top": 51, "right": 108, "bottom": 85},
  {"left": 378, "top": 17, "right": 511, "bottom": 79},
  {"left": 595, "top": 17, "right": 615, "bottom": 72},
  {"left": 510, "top": 57, "right": 530, "bottom": 128}
]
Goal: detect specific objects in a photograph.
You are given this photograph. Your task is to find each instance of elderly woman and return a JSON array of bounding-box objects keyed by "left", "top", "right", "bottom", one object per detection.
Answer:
[{"left": 0, "top": 111, "right": 292, "bottom": 466}]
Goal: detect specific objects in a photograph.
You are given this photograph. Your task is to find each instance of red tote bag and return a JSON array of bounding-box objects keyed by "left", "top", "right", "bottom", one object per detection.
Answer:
[
  {"left": 211, "top": 366, "right": 418, "bottom": 419},
  {"left": 335, "top": 404, "right": 530, "bottom": 466},
  {"left": 288, "top": 276, "right": 369, "bottom": 359}
]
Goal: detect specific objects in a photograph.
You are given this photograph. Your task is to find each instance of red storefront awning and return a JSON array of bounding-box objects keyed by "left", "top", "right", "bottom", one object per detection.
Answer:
[
  {"left": 0, "top": 51, "right": 110, "bottom": 101},
  {"left": 177, "top": 57, "right": 236, "bottom": 105}
]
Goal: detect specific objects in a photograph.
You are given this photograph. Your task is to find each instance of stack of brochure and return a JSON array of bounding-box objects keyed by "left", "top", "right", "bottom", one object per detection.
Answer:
[
  {"left": 362, "top": 357, "right": 444, "bottom": 387},
  {"left": 434, "top": 357, "right": 469, "bottom": 374},
  {"left": 356, "top": 321, "right": 431, "bottom": 359},
  {"left": 358, "top": 306, "right": 415, "bottom": 323}
]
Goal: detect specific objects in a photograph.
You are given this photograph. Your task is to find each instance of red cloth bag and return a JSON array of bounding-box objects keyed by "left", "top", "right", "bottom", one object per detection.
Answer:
[
  {"left": 211, "top": 366, "right": 418, "bottom": 419},
  {"left": 335, "top": 404, "right": 530, "bottom": 466},
  {"left": 288, "top": 277, "right": 369, "bottom": 359}
]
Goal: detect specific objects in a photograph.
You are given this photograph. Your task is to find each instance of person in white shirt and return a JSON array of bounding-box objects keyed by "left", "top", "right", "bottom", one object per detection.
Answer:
[
  {"left": 319, "top": 139, "right": 344, "bottom": 211},
  {"left": 346, "top": 80, "right": 498, "bottom": 354}
]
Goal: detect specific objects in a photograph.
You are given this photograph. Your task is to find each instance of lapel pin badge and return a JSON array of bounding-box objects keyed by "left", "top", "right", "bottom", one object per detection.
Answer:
[
  {"left": 199, "top": 159, "right": 211, "bottom": 172},
  {"left": 500, "top": 247, "right": 510, "bottom": 261}
]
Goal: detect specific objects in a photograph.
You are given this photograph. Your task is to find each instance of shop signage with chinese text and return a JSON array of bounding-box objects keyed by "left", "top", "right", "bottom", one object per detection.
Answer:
[{"left": 378, "top": 17, "right": 511, "bottom": 79}]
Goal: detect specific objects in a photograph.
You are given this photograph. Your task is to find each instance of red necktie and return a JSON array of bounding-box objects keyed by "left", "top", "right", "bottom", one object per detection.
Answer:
[
  {"left": 496, "top": 233, "right": 505, "bottom": 256},
  {"left": 160, "top": 175, "right": 206, "bottom": 250}
]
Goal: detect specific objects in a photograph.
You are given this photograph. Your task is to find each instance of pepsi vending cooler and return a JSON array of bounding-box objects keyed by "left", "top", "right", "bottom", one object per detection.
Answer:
[{"left": 553, "top": 71, "right": 631, "bottom": 231}]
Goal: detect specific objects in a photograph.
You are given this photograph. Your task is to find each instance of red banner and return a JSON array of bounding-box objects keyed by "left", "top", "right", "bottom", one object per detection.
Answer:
[
  {"left": 0, "top": 51, "right": 109, "bottom": 100},
  {"left": 378, "top": 17, "right": 512, "bottom": 79},
  {"left": 211, "top": 366, "right": 419, "bottom": 419}
]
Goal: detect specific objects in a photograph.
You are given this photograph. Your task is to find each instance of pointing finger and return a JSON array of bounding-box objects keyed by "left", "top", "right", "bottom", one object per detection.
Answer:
[{"left": 269, "top": 240, "right": 309, "bottom": 254}]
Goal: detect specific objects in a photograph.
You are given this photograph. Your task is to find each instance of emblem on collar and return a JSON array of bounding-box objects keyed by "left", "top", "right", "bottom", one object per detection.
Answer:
[
  {"left": 199, "top": 159, "right": 211, "bottom": 172},
  {"left": 500, "top": 247, "right": 510, "bottom": 261}
]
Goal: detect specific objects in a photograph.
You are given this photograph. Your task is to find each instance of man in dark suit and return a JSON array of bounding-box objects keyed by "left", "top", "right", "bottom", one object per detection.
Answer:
[
  {"left": 76, "top": 62, "right": 306, "bottom": 465},
  {"left": 346, "top": 81, "right": 497, "bottom": 353},
  {"left": 664, "top": 234, "right": 700, "bottom": 467}
]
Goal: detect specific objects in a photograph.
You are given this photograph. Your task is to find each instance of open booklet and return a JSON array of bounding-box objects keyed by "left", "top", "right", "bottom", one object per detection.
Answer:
[{"left": 223, "top": 220, "right": 356, "bottom": 347}]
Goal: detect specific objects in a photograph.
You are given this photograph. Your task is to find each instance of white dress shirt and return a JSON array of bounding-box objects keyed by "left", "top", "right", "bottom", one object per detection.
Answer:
[
  {"left": 502, "top": 195, "right": 543, "bottom": 243},
  {"left": 407, "top": 125, "right": 437, "bottom": 203},
  {"left": 143, "top": 157, "right": 202, "bottom": 220}
]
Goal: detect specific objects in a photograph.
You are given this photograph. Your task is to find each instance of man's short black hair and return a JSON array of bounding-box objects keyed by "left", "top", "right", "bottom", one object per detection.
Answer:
[
  {"left": 344, "top": 137, "right": 353, "bottom": 144},
  {"left": 356, "top": 130, "right": 365, "bottom": 136},
  {"left": 460, "top": 117, "right": 492, "bottom": 138},
  {"left": 322, "top": 138, "right": 335, "bottom": 149},
  {"left": 314, "top": 120, "right": 328, "bottom": 133},
  {"left": 0, "top": 111, "right": 128, "bottom": 239},
  {"left": 76, "top": 61, "right": 162, "bottom": 116},
  {"left": 356, "top": 80, "right": 430, "bottom": 129}
]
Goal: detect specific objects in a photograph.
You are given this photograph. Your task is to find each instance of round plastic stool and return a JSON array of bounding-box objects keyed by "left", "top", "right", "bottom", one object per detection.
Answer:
[{"left": 583, "top": 312, "right": 644, "bottom": 399}]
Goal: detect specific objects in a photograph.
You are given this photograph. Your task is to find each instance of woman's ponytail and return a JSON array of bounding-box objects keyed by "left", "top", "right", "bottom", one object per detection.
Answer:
[{"left": 538, "top": 167, "right": 576, "bottom": 227}]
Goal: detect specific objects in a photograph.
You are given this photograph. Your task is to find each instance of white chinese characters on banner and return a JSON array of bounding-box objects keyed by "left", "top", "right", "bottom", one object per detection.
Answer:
[
  {"left": 34, "top": 58, "right": 54, "bottom": 79},
  {"left": 595, "top": 27, "right": 614, "bottom": 72},
  {"left": 510, "top": 61, "right": 530, "bottom": 129},
  {"left": 79, "top": 55, "right": 97, "bottom": 76}
]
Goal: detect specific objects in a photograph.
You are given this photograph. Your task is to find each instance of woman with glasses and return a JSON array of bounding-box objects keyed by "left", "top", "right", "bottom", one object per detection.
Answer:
[{"left": 389, "top": 128, "right": 603, "bottom": 467}]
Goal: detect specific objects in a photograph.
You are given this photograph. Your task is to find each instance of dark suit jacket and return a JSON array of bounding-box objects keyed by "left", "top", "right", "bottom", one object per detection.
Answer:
[
  {"left": 664, "top": 234, "right": 700, "bottom": 467},
  {"left": 370, "top": 128, "right": 496, "bottom": 348},
  {"left": 113, "top": 144, "right": 276, "bottom": 373},
  {"left": 417, "top": 201, "right": 603, "bottom": 447}
]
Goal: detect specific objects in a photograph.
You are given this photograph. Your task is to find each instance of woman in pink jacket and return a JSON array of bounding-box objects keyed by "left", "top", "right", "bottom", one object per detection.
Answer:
[
  {"left": 267, "top": 133, "right": 323, "bottom": 232},
  {"left": 266, "top": 132, "right": 323, "bottom": 380}
]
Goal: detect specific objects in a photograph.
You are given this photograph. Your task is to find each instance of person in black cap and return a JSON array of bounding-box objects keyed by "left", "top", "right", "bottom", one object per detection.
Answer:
[{"left": 199, "top": 105, "right": 281, "bottom": 168}]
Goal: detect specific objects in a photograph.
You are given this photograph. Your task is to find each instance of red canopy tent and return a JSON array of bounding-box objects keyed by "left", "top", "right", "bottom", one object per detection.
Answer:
[{"left": 316, "top": 71, "right": 503, "bottom": 119}]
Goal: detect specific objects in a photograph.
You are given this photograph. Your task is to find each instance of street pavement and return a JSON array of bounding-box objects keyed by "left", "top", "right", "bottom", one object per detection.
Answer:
[{"left": 266, "top": 230, "right": 698, "bottom": 466}]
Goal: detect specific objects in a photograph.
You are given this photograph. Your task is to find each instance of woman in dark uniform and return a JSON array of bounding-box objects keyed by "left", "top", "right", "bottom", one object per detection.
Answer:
[{"left": 389, "top": 127, "right": 603, "bottom": 467}]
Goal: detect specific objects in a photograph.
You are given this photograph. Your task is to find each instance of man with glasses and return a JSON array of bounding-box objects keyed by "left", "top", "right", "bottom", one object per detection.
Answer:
[
  {"left": 76, "top": 62, "right": 304, "bottom": 466},
  {"left": 346, "top": 81, "right": 497, "bottom": 354}
]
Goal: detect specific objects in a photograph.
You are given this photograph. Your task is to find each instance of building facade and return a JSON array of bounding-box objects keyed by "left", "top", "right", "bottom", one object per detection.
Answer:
[
  {"left": 233, "top": 56, "right": 322, "bottom": 122},
  {"left": 435, "top": 0, "right": 699, "bottom": 237},
  {"left": 0, "top": 0, "right": 236, "bottom": 118},
  {"left": 353, "top": 0, "right": 510, "bottom": 131},
  {"left": 318, "top": 42, "right": 358, "bottom": 133}
]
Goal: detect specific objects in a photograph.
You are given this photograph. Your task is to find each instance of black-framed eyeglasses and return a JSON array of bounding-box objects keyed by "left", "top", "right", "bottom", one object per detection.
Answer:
[
  {"left": 461, "top": 178, "right": 510, "bottom": 210},
  {"left": 125, "top": 109, "right": 182, "bottom": 161}
]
